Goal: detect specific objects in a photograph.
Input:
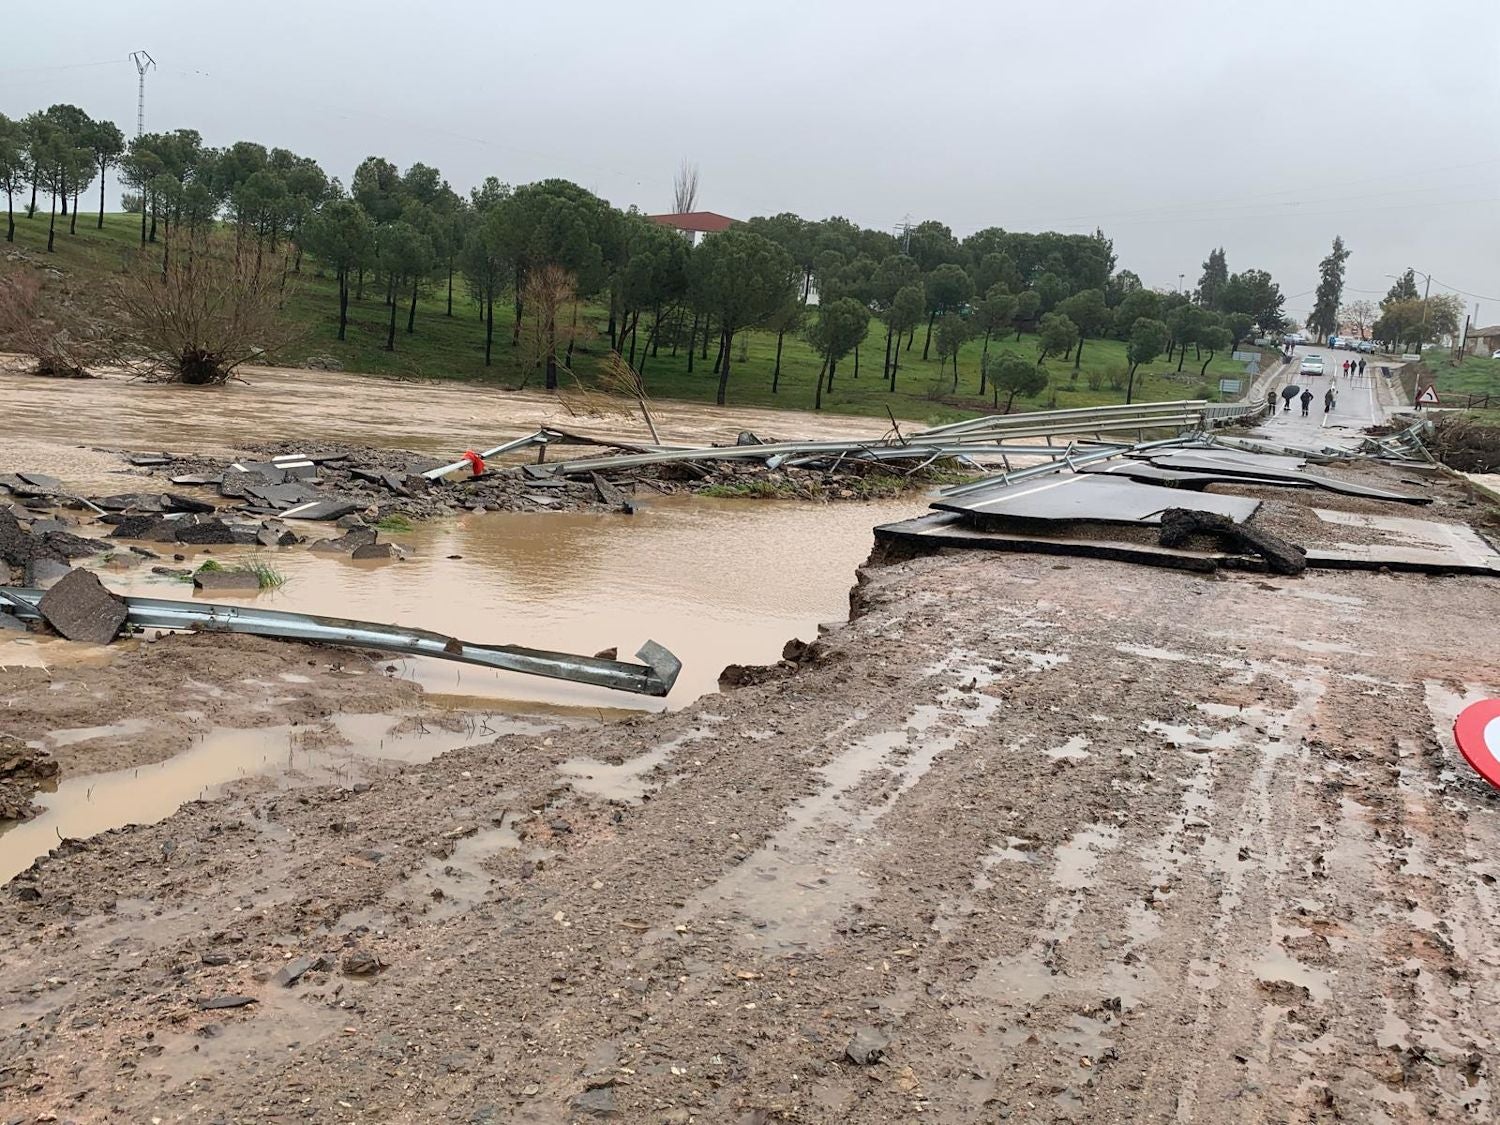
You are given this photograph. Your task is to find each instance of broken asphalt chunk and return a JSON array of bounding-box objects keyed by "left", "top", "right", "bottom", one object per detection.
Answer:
[
  {"left": 270, "top": 956, "right": 315, "bottom": 988},
  {"left": 175, "top": 519, "right": 238, "bottom": 545},
  {"left": 255, "top": 527, "right": 299, "bottom": 548},
  {"left": 24, "top": 557, "right": 71, "bottom": 588},
  {"left": 590, "top": 473, "right": 627, "bottom": 508},
  {"left": 196, "top": 994, "right": 258, "bottom": 1010},
  {"left": 109, "top": 514, "right": 172, "bottom": 540},
  {"left": 281, "top": 499, "right": 359, "bottom": 521},
  {"left": 36, "top": 569, "right": 128, "bottom": 643},
  {"left": 16, "top": 472, "right": 63, "bottom": 492},
  {"left": 192, "top": 570, "right": 262, "bottom": 592},
  {"left": 161, "top": 493, "right": 217, "bottom": 514}
]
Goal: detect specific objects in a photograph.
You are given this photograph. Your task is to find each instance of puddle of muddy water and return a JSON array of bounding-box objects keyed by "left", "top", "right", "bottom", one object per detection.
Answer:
[
  {"left": 80, "top": 494, "right": 920, "bottom": 711},
  {"left": 0, "top": 712, "right": 549, "bottom": 883}
]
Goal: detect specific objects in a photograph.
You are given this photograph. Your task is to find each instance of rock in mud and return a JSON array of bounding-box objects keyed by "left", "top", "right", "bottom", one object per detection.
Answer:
[
  {"left": 0, "top": 734, "right": 59, "bottom": 821},
  {"left": 845, "top": 1027, "right": 890, "bottom": 1065},
  {"left": 193, "top": 570, "right": 262, "bottom": 592},
  {"left": 342, "top": 949, "right": 384, "bottom": 976},
  {"left": 571, "top": 1087, "right": 617, "bottom": 1117},
  {"left": 36, "top": 569, "right": 128, "bottom": 644},
  {"left": 40, "top": 529, "right": 104, "bottom": 559},
  {"left": 175, "top": 518, "right": 238, "bottom": 545},
  {"left": 312, "top": 527, "right": 379, "bottom": 554},
  {"left": 351, "top": 542, "right": 396, "bottom": 560},
  {"left": 271, "top": 955, "right": 315, "bottom": 987}
]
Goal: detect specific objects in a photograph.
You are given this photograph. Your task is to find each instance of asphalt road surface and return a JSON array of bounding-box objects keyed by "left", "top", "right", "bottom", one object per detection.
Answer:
[{"left": 1256, "top": 343, "right": 1395, "bottom": 448}]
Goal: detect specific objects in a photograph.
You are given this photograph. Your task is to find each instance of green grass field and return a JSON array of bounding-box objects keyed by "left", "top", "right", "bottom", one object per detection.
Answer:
[
  {"left": 5, "top": 212, "right": 1263, "bottom": 425},
  {"left": 1420, "top": 352, "right": 1500, "bottom": 405}
]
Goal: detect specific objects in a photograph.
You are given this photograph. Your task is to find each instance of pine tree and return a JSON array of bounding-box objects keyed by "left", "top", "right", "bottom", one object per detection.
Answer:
[{"left": 1309, "top": 236, "right": 1350, "bottom": 342}]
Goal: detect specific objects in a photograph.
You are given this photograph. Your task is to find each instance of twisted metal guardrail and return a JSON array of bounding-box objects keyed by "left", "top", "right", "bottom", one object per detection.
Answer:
[{"left": 0, "top": 589, "right": 682, "bottom": 697}]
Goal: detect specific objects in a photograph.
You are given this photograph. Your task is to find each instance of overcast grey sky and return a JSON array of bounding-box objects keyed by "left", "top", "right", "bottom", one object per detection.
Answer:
[{"left": 6, "top": 0, "right": 1498, "bottom": 324}]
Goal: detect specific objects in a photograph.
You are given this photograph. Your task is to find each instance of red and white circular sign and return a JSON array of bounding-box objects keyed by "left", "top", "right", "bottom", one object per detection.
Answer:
[{"left": 1454, "top": 700, "right": 1500, "bottom": 791}]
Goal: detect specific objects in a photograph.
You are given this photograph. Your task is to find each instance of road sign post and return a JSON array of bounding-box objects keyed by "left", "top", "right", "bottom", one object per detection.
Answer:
[{"left": 1416, "top": 385, "right": 1439, "bottom": 407}]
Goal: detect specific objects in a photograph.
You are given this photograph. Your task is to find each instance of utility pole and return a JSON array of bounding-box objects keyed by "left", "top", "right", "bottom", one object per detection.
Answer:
[
  {"left": 129, "top": 51, "right": 155, "bottom": 138},
  {"left": 1416, "top": 268, "right": 1431, "bottom": 357},
  {"left": 893, "top": 216, "right": 914, "bottom": 256}
]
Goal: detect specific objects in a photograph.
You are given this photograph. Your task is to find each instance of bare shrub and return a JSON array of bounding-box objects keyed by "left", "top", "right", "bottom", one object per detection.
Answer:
[
  {"left": 519, "top": 264, "right": 589, "bottom": 392},
  {"left": 108, "top": 231, "right": 298, "bottom": 385},
  {"left": 0, "top": 264, "right": 108, "bottom": 377}
]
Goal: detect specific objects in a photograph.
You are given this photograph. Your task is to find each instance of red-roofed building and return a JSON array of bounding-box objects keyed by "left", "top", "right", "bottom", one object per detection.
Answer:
[{"left": 647, "top": 210, "right": 737, "bottom": 246}]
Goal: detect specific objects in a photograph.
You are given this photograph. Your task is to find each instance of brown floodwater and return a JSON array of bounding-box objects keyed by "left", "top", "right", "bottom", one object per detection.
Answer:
[
  {"left": 2, "top": 367, "right": 931, "bottom": 875},
  {"left": 1, "top": 364, "right": 919, "bottom": 492},
  {"left": 0, "top": 496, "right": 922, "bottom": 881},
  {"left": 25, "top": 494, "right": 925, "bottom": 710}
]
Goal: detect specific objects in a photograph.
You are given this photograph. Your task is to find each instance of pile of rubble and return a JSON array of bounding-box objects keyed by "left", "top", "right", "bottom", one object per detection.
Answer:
[
  {"left": 0, "top": 733, "right": 59, "bottom": 821},
  {"left": 132, "top": 445, "right": 637, "bottom": 521}
]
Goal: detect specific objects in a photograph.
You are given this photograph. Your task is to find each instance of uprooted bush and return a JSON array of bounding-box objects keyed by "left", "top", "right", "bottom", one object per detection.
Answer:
[
  {"left": 1429, "top": 413, "right": 1500, "bottom": 474},
  {"left": 108, "top": 231, "right": 299, "bottom": 385},
  {"left": 0, "top": 264, "right": 109, "bottom": 377}
]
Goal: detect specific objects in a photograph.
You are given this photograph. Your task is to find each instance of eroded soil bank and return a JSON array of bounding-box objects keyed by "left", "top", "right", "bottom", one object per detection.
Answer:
[{"left": 3, "top": 546, "right": 1498, "bottom": 1122}]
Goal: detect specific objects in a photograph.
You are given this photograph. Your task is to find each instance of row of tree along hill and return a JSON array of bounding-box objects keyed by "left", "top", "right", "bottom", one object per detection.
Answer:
[{"left": 0, "top": 103, "right": 1293, "bottom": 407}]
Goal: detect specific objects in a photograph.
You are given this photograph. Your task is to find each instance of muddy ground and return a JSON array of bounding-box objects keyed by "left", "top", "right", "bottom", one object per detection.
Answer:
[
  {"left": 1, "top": 633, "right": 423, "bottom": 783},
  {"left": 2, "top": 535, "right": 1499, "bottom": 1122}
]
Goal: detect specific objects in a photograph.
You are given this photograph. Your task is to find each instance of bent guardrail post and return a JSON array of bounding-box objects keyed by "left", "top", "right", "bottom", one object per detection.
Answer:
[{"left": 0, "top": 589, "right": 681, "bottom": 698}]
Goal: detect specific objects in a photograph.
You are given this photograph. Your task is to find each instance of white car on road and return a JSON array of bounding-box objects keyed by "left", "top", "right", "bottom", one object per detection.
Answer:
[{"left": 1299, "top": 354, "right": 1325, "bottom": 377}]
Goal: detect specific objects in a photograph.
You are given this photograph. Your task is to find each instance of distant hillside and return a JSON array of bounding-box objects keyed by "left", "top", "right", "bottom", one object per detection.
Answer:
[{"left": 3, "top": 214, "right": 1261, "bottom": 424}]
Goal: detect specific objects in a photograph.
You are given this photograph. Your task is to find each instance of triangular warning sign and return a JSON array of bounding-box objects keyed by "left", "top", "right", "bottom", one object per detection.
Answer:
[{"left": 1416, "top": 385, "right": 1439, "bottom": 404}]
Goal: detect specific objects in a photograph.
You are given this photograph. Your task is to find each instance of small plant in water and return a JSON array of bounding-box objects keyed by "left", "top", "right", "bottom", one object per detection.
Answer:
[{"left": 232, "top": 559, "right": 287, "bottom": 589}]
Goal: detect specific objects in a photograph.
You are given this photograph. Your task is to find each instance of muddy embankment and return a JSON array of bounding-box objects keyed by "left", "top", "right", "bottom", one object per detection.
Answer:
[{"left": 2, "top": 537, "right": 1499, "bottom": 1122}]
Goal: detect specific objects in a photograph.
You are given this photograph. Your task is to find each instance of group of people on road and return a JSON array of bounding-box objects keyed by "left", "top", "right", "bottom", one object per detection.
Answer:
[
  {"left": 1267, "top": 385, "right": 1337, "bottom": 417},
  {"left": 1342, "top": 358, "right": 1367, "bottom": 377}
]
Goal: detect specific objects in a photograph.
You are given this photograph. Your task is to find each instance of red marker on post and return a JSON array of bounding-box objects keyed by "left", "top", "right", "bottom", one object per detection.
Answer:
[{"left": 1454, "top": 700, "right": 1500, "bottom": 791}]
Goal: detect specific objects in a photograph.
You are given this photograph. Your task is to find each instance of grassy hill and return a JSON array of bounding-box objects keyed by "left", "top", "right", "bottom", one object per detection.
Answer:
[
  {"left": 5, "top": 213, "right": 1263, "bottom": 425},
  {"left": 1421, "top": 352, "right": 1500, "bottom": 402}
]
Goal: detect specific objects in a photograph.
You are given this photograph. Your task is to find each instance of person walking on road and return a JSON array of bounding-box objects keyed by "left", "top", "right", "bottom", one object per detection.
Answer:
[
  {"left": 1342, "top": 359, "right": 1351, "bottom": 376},
  {"left": 1358, "top": 358, "right": 1366, "bottom": 376},
  {"left": 1300, "top": 388, "right": 1313, "bottom": 416},
  {"left": 1324, "top": 387, "right": 1336, "bottom": 413},
  {"left": 1267, "top": 388, "right": 1278, "bottom": 416}
]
